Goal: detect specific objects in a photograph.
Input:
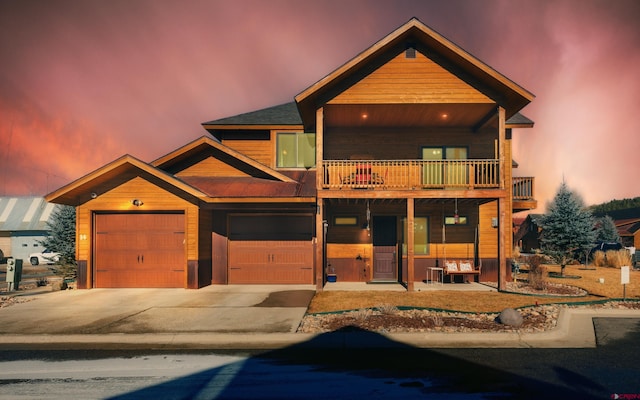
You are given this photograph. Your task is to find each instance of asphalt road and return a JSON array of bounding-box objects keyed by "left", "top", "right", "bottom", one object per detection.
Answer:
[{"left": 1, "top": 318, "right": 638, "bottom": 399}]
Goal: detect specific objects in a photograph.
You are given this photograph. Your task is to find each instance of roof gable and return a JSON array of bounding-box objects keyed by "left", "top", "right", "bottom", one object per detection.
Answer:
[
  {"left": 46, "top": 155, "right": 206, "bottom": 206},
  {"left": 329, "top": 51, "right": 493, "bottom": 105},
  {"left": 295, "top": 17, "right": 534, "bottom": 130},
  {"left": 152, "top": 136, "right": 296, "bottom": 183}
]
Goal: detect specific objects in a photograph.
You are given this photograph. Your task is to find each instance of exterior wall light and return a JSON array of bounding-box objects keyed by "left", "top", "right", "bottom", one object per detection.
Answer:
[{"left": 131, "top": 199, "right": 144, "bottom": 207}]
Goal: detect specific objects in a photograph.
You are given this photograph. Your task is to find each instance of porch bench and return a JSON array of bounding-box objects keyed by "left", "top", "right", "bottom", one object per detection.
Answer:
[{"left": 444, "top": 260, "right": 481, "bottom": 283}]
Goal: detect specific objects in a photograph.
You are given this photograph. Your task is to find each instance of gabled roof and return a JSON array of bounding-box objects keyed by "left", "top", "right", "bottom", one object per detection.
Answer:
[
  {"left": 45, "top": 155, "right": 207, "bottom": 206},
  {"left": 202, "top": 102, "right": 303, "bottom": 131},
  {"left": 0, "top": 197, "right": 63, "bottom": 232},
  {"left": 295, "top": 17, "right": 534, "bottom": 130},
  {"left": 617, "top": 220, "right": 640, "bottom": 236},
  {"left": 152, "top": 136, "right": 296, "bottom": 183}
]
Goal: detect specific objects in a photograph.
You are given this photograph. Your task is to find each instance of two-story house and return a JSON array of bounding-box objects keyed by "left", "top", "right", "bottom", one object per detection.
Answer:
[{"left": 46, "top": 18, "right": 536, "bottom": 291}]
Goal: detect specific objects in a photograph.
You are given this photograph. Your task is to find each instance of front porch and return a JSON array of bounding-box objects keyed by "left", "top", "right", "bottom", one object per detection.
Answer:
[{"left": 320, "top": 197, "right": 507, "bottom": 291}]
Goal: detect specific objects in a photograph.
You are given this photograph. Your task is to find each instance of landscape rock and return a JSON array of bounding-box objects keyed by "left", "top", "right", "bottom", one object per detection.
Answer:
[{"left": 497, "top": 308, "right": 523, "bottom": 327}]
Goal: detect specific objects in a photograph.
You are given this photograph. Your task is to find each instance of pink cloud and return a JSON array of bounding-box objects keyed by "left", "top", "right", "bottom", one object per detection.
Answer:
[{"left": 0, "top": 0, "right": 638, "bottom": 211}]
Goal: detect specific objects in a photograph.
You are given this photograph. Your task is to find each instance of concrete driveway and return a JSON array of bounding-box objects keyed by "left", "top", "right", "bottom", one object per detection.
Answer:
[{"left": 0, "top": 285, "right": 315, "bottom": 335}]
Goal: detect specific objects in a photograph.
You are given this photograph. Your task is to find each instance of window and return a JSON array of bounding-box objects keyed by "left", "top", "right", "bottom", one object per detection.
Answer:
[
  {"left": 333, "top": 216, "right": 358, "bottom": 226},
  {"left": 277, "top": 132, "right": 315, "bottom": 168},
  {"left": 402, "top": 217, "right": 429, "bottom": 255},
  {"left": 445, "top": 215, "right": 468, "bottom": 225},
  {"left": 422, "top": 146, "right": 468, "bottom": 186}
]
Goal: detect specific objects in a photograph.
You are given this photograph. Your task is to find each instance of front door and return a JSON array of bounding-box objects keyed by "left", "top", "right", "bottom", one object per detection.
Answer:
[{"left": 372, "top": 216, "right": 397, "bottom": 281}]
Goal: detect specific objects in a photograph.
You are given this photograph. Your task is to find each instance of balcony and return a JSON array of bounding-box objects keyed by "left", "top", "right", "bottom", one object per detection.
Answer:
[
  {"left": 322, "top": 159, "right": 500, "bottom": 190},
  {"left": 321, "top": 160, "right": 535, "bottom": 203},
  {"left": 512, "top": 176, "right": 537, "bottom": 211}
]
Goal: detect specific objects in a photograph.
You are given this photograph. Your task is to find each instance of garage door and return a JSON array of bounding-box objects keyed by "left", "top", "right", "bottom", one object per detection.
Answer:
[
  {"left": 228, "top": 240, "right": 313, "bottom": 283},
  {"left": 94, "top": 213, "right": 185, "bottom": 288},
  {"left": 227, "top": 214, "right": 313, "bottom": 284}
]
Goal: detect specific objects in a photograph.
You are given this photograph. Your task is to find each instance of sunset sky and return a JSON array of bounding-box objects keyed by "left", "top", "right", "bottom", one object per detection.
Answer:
[{"left": 1, "top": 0, "right": 639, "bottom": 212}]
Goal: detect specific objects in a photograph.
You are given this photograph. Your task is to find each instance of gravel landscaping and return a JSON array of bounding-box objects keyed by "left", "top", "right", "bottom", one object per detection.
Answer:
[{"left": 298, "top": 301, "right": 640, "bottom": 334}]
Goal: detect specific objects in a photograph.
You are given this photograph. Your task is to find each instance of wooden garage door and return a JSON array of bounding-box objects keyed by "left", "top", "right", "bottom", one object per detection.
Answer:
[
  {"left": 94, "top": 213, "right": 185, "bottom": 288},
  {"left": 228, "top": 240, "right": 313, "bottom": 284},
  {"left": 227, "top": 214, "right": 314, "bottom": 284}
]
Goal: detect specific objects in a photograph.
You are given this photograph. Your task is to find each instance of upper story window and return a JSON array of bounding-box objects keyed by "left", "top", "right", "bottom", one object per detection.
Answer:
[{"left": 276, "top": 132, "right": 315, "bottom": 168}]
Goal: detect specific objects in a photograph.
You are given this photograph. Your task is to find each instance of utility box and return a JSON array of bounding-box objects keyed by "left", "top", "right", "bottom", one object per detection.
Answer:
[{"left": 6, "top": 258, "right": 23, "bottom": 291}]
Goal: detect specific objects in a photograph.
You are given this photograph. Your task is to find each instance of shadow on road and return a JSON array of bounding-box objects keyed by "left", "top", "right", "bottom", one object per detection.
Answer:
[{"left": 108, "top": 327, "right": 606, "bottom": 400}]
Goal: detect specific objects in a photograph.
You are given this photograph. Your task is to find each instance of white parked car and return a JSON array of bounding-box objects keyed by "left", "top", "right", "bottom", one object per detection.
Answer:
[{"left": 29, "top": 249, "right": 60, "bottom": 265}]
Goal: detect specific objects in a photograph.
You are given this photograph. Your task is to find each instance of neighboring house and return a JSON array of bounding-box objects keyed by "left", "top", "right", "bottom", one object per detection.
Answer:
[
  {"left": 46, "top": 18, "right": 537, "bottom": 291},
  {"left": 514, "top": 214, "right": 544, "bottom": 253},
  {"left": 593, "top": 207, "right": 640, "bottom": 250},
  {"left": 516, "top": 208, "right": 640, "bottom": 255},
  {"left": 0, "top": 197, "right": 62, "bottom": 263},
  {"left": 599, "top": 207, "right": 640, "bottom": 250},
  {"left": 617, "top": 219, "right": 640, "bottom": 250}
]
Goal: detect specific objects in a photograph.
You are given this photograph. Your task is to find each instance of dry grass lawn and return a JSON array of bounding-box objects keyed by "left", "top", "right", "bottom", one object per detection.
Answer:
[{"left": 308, "top": 264, "right": 640, "bottom": 313}]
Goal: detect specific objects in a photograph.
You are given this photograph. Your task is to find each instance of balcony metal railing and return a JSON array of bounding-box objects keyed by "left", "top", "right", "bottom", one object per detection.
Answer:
[{"left": 322, "top": 159, "right": 501, "bottom": 190}]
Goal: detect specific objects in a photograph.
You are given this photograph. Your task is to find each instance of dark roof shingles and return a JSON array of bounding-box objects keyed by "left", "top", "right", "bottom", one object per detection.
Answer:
[{"left": 203, "top": 102, "right": 302, "bottom": 126}]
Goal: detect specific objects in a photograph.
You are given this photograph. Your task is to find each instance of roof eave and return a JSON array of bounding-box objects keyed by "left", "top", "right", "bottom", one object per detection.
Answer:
[{"left": 45, "top": 155, "right": 206, "bottom": 206}]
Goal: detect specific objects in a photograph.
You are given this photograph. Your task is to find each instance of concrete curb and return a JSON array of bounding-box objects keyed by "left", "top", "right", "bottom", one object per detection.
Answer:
[{"left": 1, "top": 308, "right": 638, "bottom": 350}]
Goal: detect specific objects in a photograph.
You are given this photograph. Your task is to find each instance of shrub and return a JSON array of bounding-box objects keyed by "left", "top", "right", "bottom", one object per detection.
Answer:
[
  {"left": 528, "top": 255, "right": 548, "bottom": 290},
  {"left": 376, "top": 304, "right": 399, "bottom": 315},
  {"left": 605, "top": 249, "right": 632, "bottom": 268},
  {"left": 593, "top": 251, "right": 606, "bottom": 267},
  {"left": 353, "top": 309, "right": 373, "bottom": 322}
]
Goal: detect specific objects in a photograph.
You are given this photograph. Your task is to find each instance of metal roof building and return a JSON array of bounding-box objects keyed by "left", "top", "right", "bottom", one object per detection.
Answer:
[{"left": 0, "top": 197, "right": 63, "bottom": 263}]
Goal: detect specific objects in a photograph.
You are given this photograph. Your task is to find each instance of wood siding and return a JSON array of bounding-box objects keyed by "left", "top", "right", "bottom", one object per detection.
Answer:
[
  {"left": 329, "top": 52, "right": 493, "bottom": 105},
  {"left": 324, "top": 128, "right": 497, "bottom": 161},
  {"left": 75, "top": 176, "right": 199, "bottom": 288},
  {"left": 220, "top": 139, "right": 272, "bottom": 167},
  {"left": 175, "top": 156, "right": 249, "bottom": 177},
  {"left": 326, "top": 243, "right": 373, "bottom": 281},
  {"left": 478, "top": 201, "right": 498, "bottom": 259}
]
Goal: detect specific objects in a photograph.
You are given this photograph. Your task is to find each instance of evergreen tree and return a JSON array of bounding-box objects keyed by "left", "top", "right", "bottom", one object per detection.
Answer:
[
  {"left": 39, "top": 205, "right": 76, "bottom": 280},
  {"left": 540, "top": 182, "right": 596, "bottom": 275},
  {"left": 594, "top": 216, "right": 621, "bottom": 243}
]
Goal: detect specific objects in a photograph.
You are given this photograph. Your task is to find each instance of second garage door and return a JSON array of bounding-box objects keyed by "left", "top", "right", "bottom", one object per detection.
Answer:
[
  {"left": 94, "top": 213, "right": 185, "bottom": 288},
  {"left": 227, "top": 214, "right": 314, "bottom": 284}
]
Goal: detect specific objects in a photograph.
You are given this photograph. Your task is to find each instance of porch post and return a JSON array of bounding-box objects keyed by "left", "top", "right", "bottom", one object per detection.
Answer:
[
  {"left": 315, "top": 199, "right": 324, "bottom": 291},
  {"left": 498, "top": 196, "right": 507, "bottom": 290},
  {"left": 315, "top": 107, "right": 324, "bottom": 292},
  {"left": 407, "top": 198, "right": 415, "bottom": 292},
  {"left": 497, "top": 106, "right": 508, "bottom": 290},
  {"left": 498, "top": 106, "right": 506, "bottom": 190}
]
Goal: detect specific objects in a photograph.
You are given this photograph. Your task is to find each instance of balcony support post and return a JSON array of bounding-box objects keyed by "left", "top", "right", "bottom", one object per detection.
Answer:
[
  {"left": 315, "top": 107, "right": 324, "bottom": 291},
  {"left": 498, "top": 106, "right": 506, "bottom": 190},
  {"left": 498, "top": 196, "right": 507, "bottom": 291},
  {"left": 315, "top": 199, "right": 324, "bottom": 292},
  {"left": 407, "top": 198, "right": 415, "bottom": 292}
]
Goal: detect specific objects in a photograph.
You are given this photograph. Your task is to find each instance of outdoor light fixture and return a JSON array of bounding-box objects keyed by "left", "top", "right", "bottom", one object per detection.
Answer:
[
  {"left": 90, "top": 192, "right": 97, "bottom": 199},
  {"left": 131, "top": 199, "right": 143, "bottom": 207}
]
